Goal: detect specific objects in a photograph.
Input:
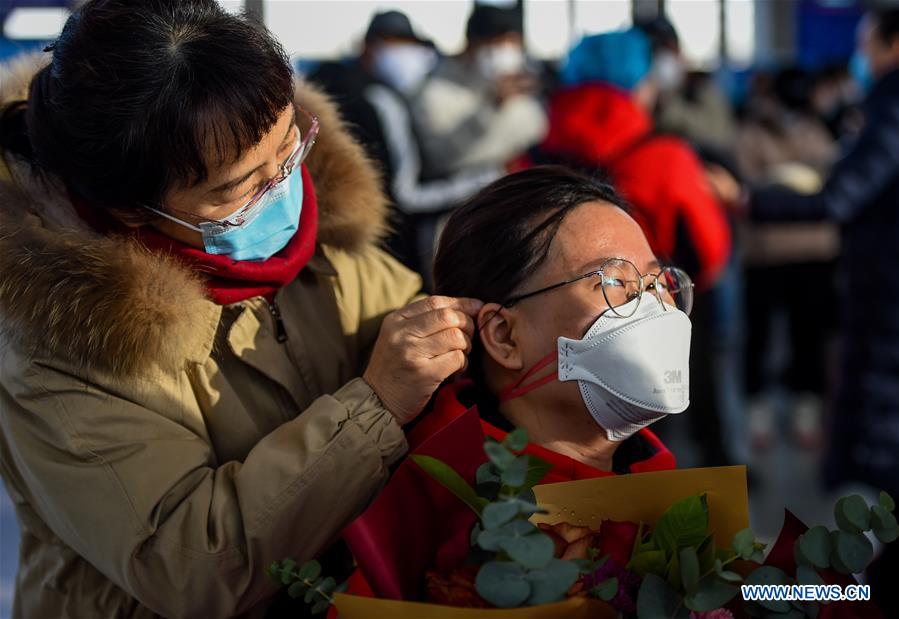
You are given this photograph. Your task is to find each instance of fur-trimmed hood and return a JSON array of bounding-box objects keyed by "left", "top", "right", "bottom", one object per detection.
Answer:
[{"left": 0, "top": 53, "right": 390, "bottom": 377}]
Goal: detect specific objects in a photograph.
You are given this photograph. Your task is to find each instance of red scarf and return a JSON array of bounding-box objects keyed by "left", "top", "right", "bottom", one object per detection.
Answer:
[{"left": 69, "top": 164, "right": 319, "bottom": 305}]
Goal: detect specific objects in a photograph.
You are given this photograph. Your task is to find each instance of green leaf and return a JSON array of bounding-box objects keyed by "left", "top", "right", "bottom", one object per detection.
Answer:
[
  {"left": 476, "top": 462, "right": 501, "bottom": 485},
  {"left": 512, "top": 497, "right": 544, "bottom": 517},
  {"left": 475, "top": 561, "right": 530, "bottom": 608},
  {"left": 482, "top": 500, "right": 520, "bottom": 530},
  {"left": 628, "top": 549, "right": 668, "bottom": 577},
  {"left": 880, "top": 491, "right": 896, "bottom": 512},
  {"left": 484, "top": 440, "right": 516, "bottom": 470},
  {"left": 525, "top": 559, "right": 581, "bottom": 605},
  {"left": 833, "top": 531, "right": 874, "bottom": 573},
  {"left": 745, "top": 566, "right": 792, "bottom": 613},
  {"left": 504, "top": 428, "right": 528, "bottom": 451},
  {"left": 749, "top": 548, "right": 765, "bottom": 564},
  {"left": 835, "top": 495, "right": 871, "bottom": 534},
  {"left": 500, "top": 532, "right": 556, "bottom": 569},
  {"left": 412, "top": 455, "right": 487, "bottom": 515},
  {"left": 319, "top": 577, "right": 337, "bottom": 595},
  {"left": 732, "top": 528, "right": 755, "bottom": 560},
  {"left": 636, "top": 573, "right": 688, "bottom": 619},
  {"left": 478, "top": 519, "right": 535, "bottom": 552},
  {"left": 798, "top": 526, "right": 832, "bottom": 570},
  {"left": 287, "top": 581, "right": 307, "bottom": 598},
  {"left": 523, "top": 456, "right": 553, "bottom": 489},
  {"left": 592, "top": 576, "right": 619, "bottom": 601},
  {"left": 665, "top": 548, "right": 680, "bottom": 590},
  {"left": 697, "top": 535, "right": 716, "bottom": 573},
  {"left": 502, "top": 456, "right": 529, "bottom": 488},
  {"left": 714, "top": 559, "right": 743, "bottom": 583},
  {"left": 654, "top": 494, "right": 710, "bottom": 554},
  {"left": 871, "top": 504, "right": 899, "bottom": 543},
  {"left": 796, "top": 564, "right": 825, "bottom": 587},
  {"left": 298, "top": 560, "right": 321, "bottom": 581},
  {"left": 684, "top": 574, "right": 739, "bottom": 612},
  {"left": 679, "top": 546, "right": 700, "bottom": 596}
]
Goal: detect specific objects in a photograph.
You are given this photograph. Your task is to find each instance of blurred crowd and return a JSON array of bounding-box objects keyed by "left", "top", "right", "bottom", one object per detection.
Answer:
[{"left": 306, "top": 3, "right": 899, "bottom": 525}]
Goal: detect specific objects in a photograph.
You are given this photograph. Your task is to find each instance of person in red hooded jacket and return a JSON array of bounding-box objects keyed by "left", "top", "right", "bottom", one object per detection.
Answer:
[{"left": 535, "top": 28, "right": 731, "bottom": 291}]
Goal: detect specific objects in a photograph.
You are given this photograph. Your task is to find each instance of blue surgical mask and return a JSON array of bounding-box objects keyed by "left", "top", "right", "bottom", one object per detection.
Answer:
[
  {"left": 148, "top": 163, "right": 304, "bottom": 262},
  {"left": 850, "top": 50, "right": 874, "bottom": 95}
]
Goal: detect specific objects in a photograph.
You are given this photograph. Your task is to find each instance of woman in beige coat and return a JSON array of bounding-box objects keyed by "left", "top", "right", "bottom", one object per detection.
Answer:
[{"left": 0, "top": 1, "right": 480, "bottom": 617}]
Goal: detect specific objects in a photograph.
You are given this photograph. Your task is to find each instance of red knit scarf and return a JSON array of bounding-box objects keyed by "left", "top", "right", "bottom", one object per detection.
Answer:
[{"left": 69, "top": 164, "right": 319, "bottom": 305}]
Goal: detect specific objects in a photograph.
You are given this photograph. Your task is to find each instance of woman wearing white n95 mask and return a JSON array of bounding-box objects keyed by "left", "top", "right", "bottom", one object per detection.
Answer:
[{"left": 413, "top": 166, "right": 693, "bottom": 483}]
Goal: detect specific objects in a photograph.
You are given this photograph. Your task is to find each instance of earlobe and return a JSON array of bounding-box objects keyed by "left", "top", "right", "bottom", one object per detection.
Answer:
[{"left": 478, "top": 303, "right": 524, "bottom": 371}]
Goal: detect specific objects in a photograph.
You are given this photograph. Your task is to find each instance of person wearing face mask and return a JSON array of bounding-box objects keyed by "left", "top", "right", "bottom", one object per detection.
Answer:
[
  {"left": 747, "top": 10, "right": 899, "bottom": 610},
  {"left": 0, "top": 2, "right": 485, "bottom": 617},
  {"left": 309, "top": 11, "right": 501, "bottom": 282},
  {"left": 409, "top": 3, "right": 548, "bottom": 181},
  {"left": 637, "top": 17, "right": 737, "bottom": 156},
  {"left": 409, "top": 166, "right": 687, "bottom": 481}
]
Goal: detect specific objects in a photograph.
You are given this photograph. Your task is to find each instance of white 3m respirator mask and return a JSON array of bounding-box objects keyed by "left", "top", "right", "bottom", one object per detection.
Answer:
[{"left": 500, "top": 296, "right": 691, "bottom": 441}]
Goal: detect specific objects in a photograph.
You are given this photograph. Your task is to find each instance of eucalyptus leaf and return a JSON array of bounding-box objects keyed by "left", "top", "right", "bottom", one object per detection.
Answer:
[
  {"left": 684, "top": 574, "right": 739, "bottom": 612},
  {"left": 287, "top": 581, "right": 306, "bottom": 598},
  {"left": 834, "top": 531, "right": 874, "bottom": 573},
  {"left": 298, "top": 560, "right": 321, "bottom": 581},
  {"left": 310, "top": 599, "right": 331, "bottom": 615},
  {"left": 504, "top": 428, "right": 528, "bottom": 451},
  {"left": 476, "top": 462, "right": 501, "bottom": 485},
  {"left": 871, "top": 504, "right": 899, "bottom": 543},
  {"left": 749, "top": 548, "right": 765, "bottom": 564},
  {"left": 319, "top": 577, "right": 337, "bottom": 595},
  {"left": 654, "top": 494, "right": 709, "bottom": 554},
  {"left": 478, "top": 519, "right": 535, "bottom": 552},
  {"left": 880, "top": 491, "right": 895, "bottom": 512},
  {"left": 835, "top": 495, "right": 871, "bottom": 534},
  {"left": 513, "top": 498, "right": 544, "bottom": 517},
  {"left": 500, "top": 532, "right": 556, "bottom": 569},
  {"left": 484, "top": 441, "right": 516, "bottom": 469},
  {"left": 628, "top": 549, "right": 668, "bottom": 577},
  {"left": 745, "top": 566, "right": 792, "bottom": 613},
  {"left": 636, "top": 573, "right": 688, "bottom": 619},
  {"left": 714, "top": 559, "right": 743, "bottom": 583},
  {"left": 412, "top": 455, "right": 488, "bottom": 515},
  {"left": 475, "top": 561, "right": 530, "bottom": 608},
  {"left": 799, "top": 526, "right": 832, "bottom": 569},
  {"left": 482, "top": 501, "right": 520, "bottom": 530},
  {"left": 796, "top": 564, "right": 825, "bottom": 587},
  {"left": 592, "top": 576, "right": 619, "bottom": 602},
  {"left": 502, "top": 456, "right": 529, "bottom": 488},
  {"left": 732, "top": 528, "right": 755, "bottom": 559},
  {"left": 525, "top": 559, "right": 581, "bottom": 605},
  {"left": 471, "top": 522, "right": 483, "bottom": 547},
  {"left": 679, "top": 546, "right": 700, "bottom": 596}
]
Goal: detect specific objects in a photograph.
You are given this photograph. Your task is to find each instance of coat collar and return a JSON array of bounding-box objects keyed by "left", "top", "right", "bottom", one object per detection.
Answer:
[{"left": 0, "top": 53, "right": 387, "bottom": 378}]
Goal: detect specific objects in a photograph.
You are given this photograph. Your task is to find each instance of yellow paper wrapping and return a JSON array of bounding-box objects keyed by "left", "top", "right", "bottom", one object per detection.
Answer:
[
  {"left": 333, "top": 594, "right": 617, "bottom": 618},
  {"left": 533, "top": 465, "right": 750, "bottom": 548},
  {"left": 334, "top": 466, "right": 749, "bottom": 618}
]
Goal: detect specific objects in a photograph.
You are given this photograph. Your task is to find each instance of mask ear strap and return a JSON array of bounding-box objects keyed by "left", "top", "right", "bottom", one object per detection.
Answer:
[{"left": 498, "top": 350, "right": 559, "bottom": 404}]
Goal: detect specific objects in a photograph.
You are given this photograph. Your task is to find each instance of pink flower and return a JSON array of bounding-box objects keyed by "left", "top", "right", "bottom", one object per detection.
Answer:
[{"left": 689, "top": 610, "right": 735, "bottom": 619}]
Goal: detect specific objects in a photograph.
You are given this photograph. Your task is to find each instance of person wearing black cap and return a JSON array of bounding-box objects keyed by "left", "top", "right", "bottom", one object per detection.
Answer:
[
  {"left": 309, "top": 11, "right": 501, "bottom": 282},
  {"left": 410, "top": 3, "right": 547, "bottom": 180}
]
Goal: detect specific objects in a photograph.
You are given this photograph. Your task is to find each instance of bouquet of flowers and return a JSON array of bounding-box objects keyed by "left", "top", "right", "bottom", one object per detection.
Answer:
[{"left": 267, "top": 408, "right": 896, "bottom": 618}]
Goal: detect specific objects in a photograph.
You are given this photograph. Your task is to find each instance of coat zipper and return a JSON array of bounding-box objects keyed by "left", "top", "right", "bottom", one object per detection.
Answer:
[{"left": 267, "top": 300, "right": 288, "bottom": 343}]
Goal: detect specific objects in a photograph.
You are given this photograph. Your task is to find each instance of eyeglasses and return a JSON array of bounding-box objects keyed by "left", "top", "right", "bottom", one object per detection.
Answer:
[
  {"left": 502, "top": 257, "right": 694, "bottom": 317},
  {"left": 154, "top": 107, "right": 319, "bottom": 229}
]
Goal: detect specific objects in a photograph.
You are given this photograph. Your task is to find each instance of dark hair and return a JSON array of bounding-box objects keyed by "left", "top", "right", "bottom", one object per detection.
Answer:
[
  {"left": 773, "top": 66, "right": 815, "bottom": 112},
  {"left": 0, "top": 0, "right": 293, "bottom": 215},
  {"left": 466, "top": 4, "right": 523, "bottom": 43},
  {"left": 872, "top": 8, "right": 899, "bottom": 45},
  {"left": 433, "top": 166, "right": 629, "bottom": 306}
]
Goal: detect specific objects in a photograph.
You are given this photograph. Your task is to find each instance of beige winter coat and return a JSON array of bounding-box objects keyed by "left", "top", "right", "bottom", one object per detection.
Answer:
[{"left": 0, "top": 55, "right": 421, "bottom": 618}]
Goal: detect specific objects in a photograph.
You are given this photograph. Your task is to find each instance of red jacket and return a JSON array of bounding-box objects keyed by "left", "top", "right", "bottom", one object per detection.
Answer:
[
  {"left": 409, "top": 380, "right": 676, "bottom": 483},
  {"left": 539, "top": 83, "right": 731, "bottom": 290}
]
